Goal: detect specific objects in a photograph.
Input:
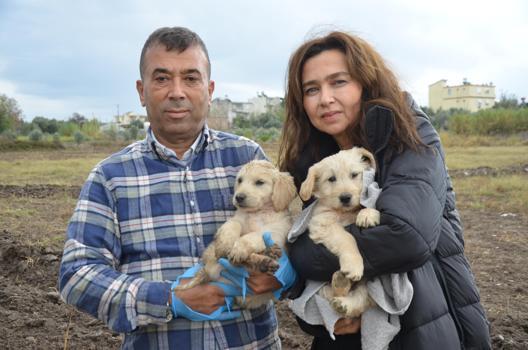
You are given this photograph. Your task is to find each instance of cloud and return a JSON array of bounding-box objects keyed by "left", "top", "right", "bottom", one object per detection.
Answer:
[{"left": 0, "top": 0, "right": 526, "bottom": 120}]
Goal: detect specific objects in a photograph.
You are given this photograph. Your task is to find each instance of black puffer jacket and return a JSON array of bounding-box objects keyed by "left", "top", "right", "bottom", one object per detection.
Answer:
[{"left": 288, "top": 101, "right": 491, "bottom": 349}]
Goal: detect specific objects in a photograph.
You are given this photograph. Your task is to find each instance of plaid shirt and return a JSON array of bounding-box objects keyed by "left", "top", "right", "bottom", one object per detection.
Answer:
[{"left": 59, "top": 126, "right": 281, "bottom": 349}]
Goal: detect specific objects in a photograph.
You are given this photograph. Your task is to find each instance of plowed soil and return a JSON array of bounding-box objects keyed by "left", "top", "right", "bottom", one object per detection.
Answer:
[{"left": 0, "top": 181, "right": 527, "bottom": 349}]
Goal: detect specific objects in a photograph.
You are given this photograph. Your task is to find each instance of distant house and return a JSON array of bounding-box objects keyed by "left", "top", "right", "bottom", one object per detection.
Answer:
[
  {"left": 429, "top": 79, "right": 496, "bottom": 113},
  {"left": 209, "top": 92, "right": 283, "bottom": 130},
  {"left": 115, "top": 112, "right": 148, "bottom": 129}
]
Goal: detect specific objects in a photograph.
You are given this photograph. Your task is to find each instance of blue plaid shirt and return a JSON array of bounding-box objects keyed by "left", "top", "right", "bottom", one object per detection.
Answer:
[{"left": 59, "top": 126, "right": 281, "bottom": 349}]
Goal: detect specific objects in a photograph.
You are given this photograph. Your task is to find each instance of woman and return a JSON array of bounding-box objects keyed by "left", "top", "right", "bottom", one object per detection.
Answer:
[{"left": 279, "top": 31, "right": 491, "bottom": 349}]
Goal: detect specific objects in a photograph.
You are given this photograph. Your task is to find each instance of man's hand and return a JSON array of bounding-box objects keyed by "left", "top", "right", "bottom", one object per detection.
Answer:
[
  {"left": 262, "top": 232, "right": 298, "bottom": 298},
  {"left": 333, "top": 317, "right": 361, "bottom": 335},
  {"left": 173, "top": 278, "right": 226, "bottom": 314},
  {"left": 247, "top": 271, "right": 281, "bottom": 295},
  {"left": 170, "top": 264, "right": 241, "bottom": 321}
]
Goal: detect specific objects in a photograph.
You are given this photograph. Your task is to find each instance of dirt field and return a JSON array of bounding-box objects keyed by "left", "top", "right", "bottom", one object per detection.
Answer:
[{"left": 1, "top": 169, "right": 527, "bottom": 349}]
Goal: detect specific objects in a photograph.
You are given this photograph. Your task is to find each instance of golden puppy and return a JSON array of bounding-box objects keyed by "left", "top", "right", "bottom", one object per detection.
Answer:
[
  {"left": 177, "top": 160, "right": 297, "bottom": 309},
  {"left": 299, "top": 147, "right": 380, "bottom": 317}
]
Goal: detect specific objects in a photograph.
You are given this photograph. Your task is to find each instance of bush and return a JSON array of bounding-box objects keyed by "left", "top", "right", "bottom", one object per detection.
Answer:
[
  {"left": 73, "top": 130, "right": 86, "bottom": 145},
  {"left": 59, "top": 122, "right": 80, "bottom": 137},
  {"left": 0, "top": 130, "right": 17, "bottom": 141},
  {"left": 28, "top": 129, "right": 43, "bottom": 141},
  {"left": 449, "top": 108, "right": 528, "bottom": 135}
]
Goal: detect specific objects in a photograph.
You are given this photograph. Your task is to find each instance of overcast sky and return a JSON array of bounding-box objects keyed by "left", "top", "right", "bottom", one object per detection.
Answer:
[{"left": 1, "top": 0, "right": 526, "bottom": 122}]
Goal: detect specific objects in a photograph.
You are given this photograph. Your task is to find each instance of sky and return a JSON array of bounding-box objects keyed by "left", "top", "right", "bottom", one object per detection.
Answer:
[{"left": 0, "top": 0, "right": 526, "bottom": 122}]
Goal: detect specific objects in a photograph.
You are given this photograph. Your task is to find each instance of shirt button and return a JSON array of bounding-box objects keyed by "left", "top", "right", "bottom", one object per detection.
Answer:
[
  {"left": 190, "top": 200, "right": 195, "bottom": 207},
  {"left": 196, "top": 237, "right": 201, "bottom": 243}
]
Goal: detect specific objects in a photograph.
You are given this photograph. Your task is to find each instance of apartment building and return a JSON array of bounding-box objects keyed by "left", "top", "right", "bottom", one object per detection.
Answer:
[{"left": 429, "top": 79, "right": 496, "bottom": 112}]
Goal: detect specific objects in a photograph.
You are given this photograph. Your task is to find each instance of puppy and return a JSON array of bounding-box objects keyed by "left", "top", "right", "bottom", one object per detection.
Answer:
[
  {"left": 176, "top": 160, "right": 297, "bottom": 309},
  {"left": 299, "top": 147, "right": 380, "bottom": 317}
]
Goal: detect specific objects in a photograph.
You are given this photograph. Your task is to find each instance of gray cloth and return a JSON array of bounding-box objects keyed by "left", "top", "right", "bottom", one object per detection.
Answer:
[
  {"left": 289, "top": 275, "right": 413, "bottom": 349},
  {"left": 360, "top": 168, "right": 381, "bottom": 209},
  {"left": 288, "top": 172, "right": 414, "bottom": 350}
]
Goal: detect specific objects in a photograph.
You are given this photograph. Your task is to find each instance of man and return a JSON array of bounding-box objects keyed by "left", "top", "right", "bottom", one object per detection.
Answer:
[{"left": 59, "top": 27, "right": 286, "bottom": 349}]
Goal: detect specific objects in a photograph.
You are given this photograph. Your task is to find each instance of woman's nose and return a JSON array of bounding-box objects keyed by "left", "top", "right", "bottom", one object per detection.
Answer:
[{"left": 319, "top": 85, "right": 335, "bottom": 105}]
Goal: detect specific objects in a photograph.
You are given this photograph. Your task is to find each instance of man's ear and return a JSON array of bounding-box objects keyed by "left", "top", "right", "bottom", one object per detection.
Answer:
[
  {"left": 136, "top": 80, "right": 145, "bottom": 107},
  {"left": 208, "top": 80, "right": 215, "bottom": 104}
]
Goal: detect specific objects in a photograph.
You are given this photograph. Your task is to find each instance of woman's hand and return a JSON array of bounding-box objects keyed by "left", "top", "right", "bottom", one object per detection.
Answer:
[{"left": 334, "top": 317, "right": 361, "bottom": 335}]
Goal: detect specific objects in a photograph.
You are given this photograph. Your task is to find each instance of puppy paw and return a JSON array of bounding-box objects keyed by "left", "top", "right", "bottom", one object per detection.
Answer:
[
  {"left": 263, "top": 244, "right": 282, "bottom": 260},
  {"left": 330, "top": 297, "right": 350, "bottom": 316},
  {"left": 331, "top": 271, "right": 352, "bottom": 297},
  {"left": 249, "top": 253, "right": 279, "bottom": 273},
  {"left": 228, "top": 240, "right": 252, "bottom": 265},
  {"left": 356, "top": 208, "right": 380, "bottom": 228},
  {"left": 339, "top": 257, "right": 363, "bottom": 281},
  {"left": 331, "top": 297, "right": 363, "bottom": 318}
]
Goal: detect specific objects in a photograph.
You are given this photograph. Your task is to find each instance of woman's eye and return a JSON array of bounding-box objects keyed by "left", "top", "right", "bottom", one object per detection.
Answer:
[
  {"left": 255, "top": 180, "right": 264, "bottom": 186},
  {"left": 328, "top": 176, "right": 336, "bottom": 183},
  {"left": 350, "top": 172, "right": 358, "bottom": 179},
  {"left": 333, "top": 79, "right": 347, "bottom": 86},
  {"left": 304, "top": 87, "right": 318, "bottom": 96},
  {"left": 237, "top": 177, "right": 243, "bottom": 184}
]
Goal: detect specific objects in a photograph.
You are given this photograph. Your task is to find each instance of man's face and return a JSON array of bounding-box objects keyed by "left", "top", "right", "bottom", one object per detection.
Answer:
[{"left": 136, "top": 44, "right": 214, "bottom": 148}]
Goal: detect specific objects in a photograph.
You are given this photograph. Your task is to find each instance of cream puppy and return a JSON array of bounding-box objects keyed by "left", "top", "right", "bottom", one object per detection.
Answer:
[
  {"left": 177, "top": 160, "right": 297, "bottom": 309},
  {"left": 299, "top": 147, "right": 380, "bottom": 317}
]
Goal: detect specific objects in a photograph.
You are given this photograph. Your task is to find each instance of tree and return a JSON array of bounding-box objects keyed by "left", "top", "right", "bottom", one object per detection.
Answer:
[
  {"left": 69, "top": 112, "right": 88, "bottom": 126},
  {"left": 130, "top": 119, "right": 144, "bottom": 130},
  {"left": 493, "top": 93, "right": 519, "bottom": 109},
  {"left": 32, "top": 116, "right": 59, "bottom": 134},
  {"left": 0, "top": 94, "right": 23, "bottom": 133}
]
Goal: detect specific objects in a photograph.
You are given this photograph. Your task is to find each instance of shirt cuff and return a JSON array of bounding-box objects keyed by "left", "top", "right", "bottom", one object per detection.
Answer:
[{"left": 136, "top": 280, "right": 173, "bottom": 325}]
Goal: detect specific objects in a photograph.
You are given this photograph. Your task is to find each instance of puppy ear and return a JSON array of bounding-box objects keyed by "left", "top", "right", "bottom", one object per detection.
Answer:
[
  {"left": 299, "top": 163, "right": 319, "bottom": 201},
  {"left": 357, "top": 148, "right": 376, "bottom": 171},
  {"left": 272, "top": 171, "right": 297, "bottom": 211}
]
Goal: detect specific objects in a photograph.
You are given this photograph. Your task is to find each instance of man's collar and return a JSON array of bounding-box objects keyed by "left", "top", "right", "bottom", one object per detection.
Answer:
[{"left": 146, "top": 125, "right": 211, "bottom": 161}]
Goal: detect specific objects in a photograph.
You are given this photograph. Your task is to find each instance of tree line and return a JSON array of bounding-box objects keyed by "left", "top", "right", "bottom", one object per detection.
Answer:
[{"left": 2, "top": 93, "right": 527, "bottom": 147}]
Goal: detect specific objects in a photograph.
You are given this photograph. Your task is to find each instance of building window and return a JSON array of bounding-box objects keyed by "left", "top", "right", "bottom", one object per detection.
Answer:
[{"left": 448, "top": 88, "right": 452, "bottom": 96}]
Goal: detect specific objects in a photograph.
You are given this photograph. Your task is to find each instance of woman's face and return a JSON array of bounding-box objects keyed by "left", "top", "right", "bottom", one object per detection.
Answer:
[{"left": 301, "top": 49, "right": 363, "bottom": 149}]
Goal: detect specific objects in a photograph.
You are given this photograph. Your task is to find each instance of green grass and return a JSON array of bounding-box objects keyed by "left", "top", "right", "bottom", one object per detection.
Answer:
[
  {"left": 0, "top": 145, "right": 526, "bottom": 185},
  {"left": 444, "top": 146, "right": 528, "bottom": 169},
  {"left": 0, "top": 156, "right": 105, "bottom": 185},
  {"left": 439, "top": 132, "right": 528, "bottom": 147},
  {"left": 452, "top": 175, "right": 528, "bottom": 214}
]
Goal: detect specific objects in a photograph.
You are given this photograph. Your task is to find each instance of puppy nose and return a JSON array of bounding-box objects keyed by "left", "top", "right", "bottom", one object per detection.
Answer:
[
  {"left": 235, "top": 193, "right": 246, "bottom": 203},
  {"left": 339, "top": 194, "right": 352, "bottom": 205}
]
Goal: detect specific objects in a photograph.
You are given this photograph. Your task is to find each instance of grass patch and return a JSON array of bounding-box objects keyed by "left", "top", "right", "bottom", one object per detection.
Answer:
[
  {"left": 444, "top": 146, "right": 528, "bottom": 169},
  {"left": 453, "top": 174, "right": 528, "bottom": 214},
  {"left": 439, "top": 132, "right": 528, "bottom": 147}
]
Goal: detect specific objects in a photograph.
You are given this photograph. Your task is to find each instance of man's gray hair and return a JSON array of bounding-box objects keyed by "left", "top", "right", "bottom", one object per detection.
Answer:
[{"left": 139, "top": 27, "right": 211, "bottom": 79}]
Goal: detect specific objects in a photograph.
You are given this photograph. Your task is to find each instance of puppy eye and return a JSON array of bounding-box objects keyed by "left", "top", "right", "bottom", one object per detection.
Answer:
[
  {"left": 237, "top": 177, "right": 243, "bottom": 184},
  {"left": 328, "top": 176, "right": 336, "bottom": 183},
  {"left": 350, "top": 172, "right": 359, "bottom": 179},
  {"left": 255, "top": 180, "right": 265, "bottom": 186}
]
